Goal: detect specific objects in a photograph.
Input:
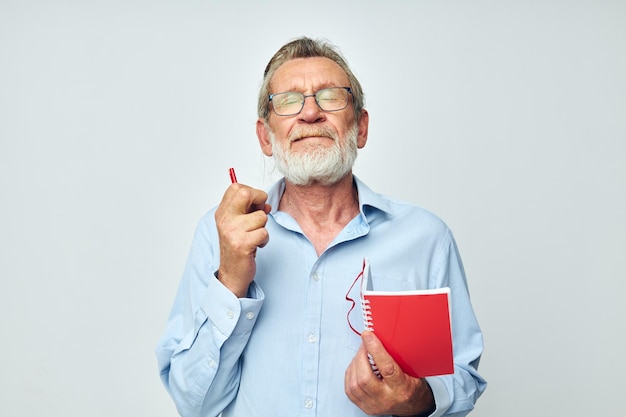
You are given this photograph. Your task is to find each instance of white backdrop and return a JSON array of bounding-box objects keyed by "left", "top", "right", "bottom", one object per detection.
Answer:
[{"left": 1, "top": 1, "right": 624, "bottom": 416}]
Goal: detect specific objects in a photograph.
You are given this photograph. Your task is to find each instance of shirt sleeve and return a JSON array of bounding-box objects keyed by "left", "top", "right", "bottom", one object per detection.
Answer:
[
  {"left": 155, "top": 212, "right": 264, "bottom": 417},
  {"left": 425, "top": 230, "right": 487, "bottom": 417}
]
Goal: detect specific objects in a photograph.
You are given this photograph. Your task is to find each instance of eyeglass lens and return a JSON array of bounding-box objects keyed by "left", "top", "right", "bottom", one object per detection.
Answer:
[{"left": 271, "top": 87, "right": 351, "bottom": 116}]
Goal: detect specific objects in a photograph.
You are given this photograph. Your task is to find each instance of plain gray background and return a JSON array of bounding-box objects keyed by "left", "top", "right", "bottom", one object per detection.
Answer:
[{"left": 1, "top": 1, "right": 624, "bottom": 416}]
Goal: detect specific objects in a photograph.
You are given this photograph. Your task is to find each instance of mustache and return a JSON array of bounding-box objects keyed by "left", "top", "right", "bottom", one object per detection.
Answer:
[{"left": 288, "top": 126, "right": 339, "bottom": 142}]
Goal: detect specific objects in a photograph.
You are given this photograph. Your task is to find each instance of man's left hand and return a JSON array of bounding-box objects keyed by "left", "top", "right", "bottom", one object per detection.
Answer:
[{"left": 344, "top": 330, "right": 436, "bottom": 416}]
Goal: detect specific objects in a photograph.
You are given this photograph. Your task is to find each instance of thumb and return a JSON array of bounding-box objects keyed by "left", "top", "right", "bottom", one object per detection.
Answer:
[{"left": 361, "top": 330, "right": 400, "bottom": 379}]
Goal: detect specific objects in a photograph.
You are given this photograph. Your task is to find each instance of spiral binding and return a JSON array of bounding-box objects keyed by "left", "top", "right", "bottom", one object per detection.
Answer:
[
  {"left": 361, "top": 298, "right": 374, "bottom": 331},
  {"left": 367, "top": 353, "right": 381, "bottom": 379},
  {"left": 346, "top": 258, "right": 382, "bottom": 379},
  {"left": 361, "top": 296, "right": 382, "bottom": 378}
]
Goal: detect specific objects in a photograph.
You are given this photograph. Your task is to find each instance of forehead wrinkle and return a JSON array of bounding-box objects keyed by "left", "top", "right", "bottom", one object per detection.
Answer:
[{"left": 269, "top": 57, "right": 350, "bottom": 94}]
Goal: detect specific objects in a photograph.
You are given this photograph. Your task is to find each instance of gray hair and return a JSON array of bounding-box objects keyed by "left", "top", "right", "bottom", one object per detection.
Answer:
[{"left": 257, "top": 37, "right": 365, "bottom": 122}]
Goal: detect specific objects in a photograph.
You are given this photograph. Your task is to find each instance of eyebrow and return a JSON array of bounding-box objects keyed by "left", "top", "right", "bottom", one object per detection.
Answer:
[{"left": 272, "top": 83, "right": 346, "bottom": 94}]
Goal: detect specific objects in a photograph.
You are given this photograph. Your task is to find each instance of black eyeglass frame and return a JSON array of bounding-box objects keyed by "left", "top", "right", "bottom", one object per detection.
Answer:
[{"left": 268, "top": 87, "right": 353, "bottom": 116}]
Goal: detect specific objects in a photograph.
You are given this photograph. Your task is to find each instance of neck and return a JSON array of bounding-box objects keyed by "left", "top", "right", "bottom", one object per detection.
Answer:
[{"left": 279, "top": 173, "right": 360, "bottom": 255}]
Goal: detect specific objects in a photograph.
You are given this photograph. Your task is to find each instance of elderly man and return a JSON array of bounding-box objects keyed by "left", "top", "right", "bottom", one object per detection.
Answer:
[{"left": 156, "top": 37, "right": 486, "bottom": 417}]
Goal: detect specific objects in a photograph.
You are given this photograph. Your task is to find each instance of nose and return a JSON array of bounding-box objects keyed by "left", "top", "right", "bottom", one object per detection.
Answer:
[{"left": 299, "top": 94, "right": 325, "bottom": 123}]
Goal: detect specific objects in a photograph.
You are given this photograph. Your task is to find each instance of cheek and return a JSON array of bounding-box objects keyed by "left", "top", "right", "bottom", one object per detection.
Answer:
[
  {"left": 269, "top": 120, "right": 293, "bottom": 141},
  {"left": 332, "top": 114, "right": 356, "bottom": 135}
]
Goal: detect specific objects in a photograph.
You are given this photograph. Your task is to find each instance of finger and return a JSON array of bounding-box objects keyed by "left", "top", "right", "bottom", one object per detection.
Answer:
[
  {"left": 344, "top": 345, "right": 384, "bottom": 414},
  {"left": 247, "top": 224, "right": 270, "bottom": 249},
  {"left": 361, "top": 330, "right": 400, "bottom": 380},
  {"left": 228, "top": 184, "right": 269, "bottom": 214},
  {"left": 347, "top": 344, "right": 380, "bottom": 394},
  {"left": 344, "top": 350, "right": 371, "bottom": 403},
  {"left": 216, "top": 184, "right": 266, "bottom": 222},
  {"left": 236, "top": 209, "right": 269, "bottom": 233},
  {"left": 221, "top": 211, "right": 269, "bottom": 252},
  {"left": 256, "top": 226, "right": 270, "bottom": 248}
]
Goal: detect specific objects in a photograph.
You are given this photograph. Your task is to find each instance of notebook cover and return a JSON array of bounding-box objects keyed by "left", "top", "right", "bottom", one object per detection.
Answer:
[{"left": 363, "top": 288, "right": 454, "bottom": 378}]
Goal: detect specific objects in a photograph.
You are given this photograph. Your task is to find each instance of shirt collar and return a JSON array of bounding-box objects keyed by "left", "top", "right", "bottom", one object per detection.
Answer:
[{"left": 266, "top": 175, "right": 393, "bottom": 219}]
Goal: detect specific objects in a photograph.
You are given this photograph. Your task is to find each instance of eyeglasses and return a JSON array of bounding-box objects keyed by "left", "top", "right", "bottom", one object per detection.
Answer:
[
  {"left": 345, "top": 260, "right": 382, "bottom": 379},
  {"left": 269, "top": 87, "right": 352, "bottom": 116},
  {"left": 345, "top": 261, "right": 366, "bottom": 336}
]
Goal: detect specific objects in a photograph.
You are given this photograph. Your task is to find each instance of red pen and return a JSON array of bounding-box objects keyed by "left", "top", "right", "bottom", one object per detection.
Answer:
[{"left": 229, "top": 167, "right": 238, "bottom": 183}]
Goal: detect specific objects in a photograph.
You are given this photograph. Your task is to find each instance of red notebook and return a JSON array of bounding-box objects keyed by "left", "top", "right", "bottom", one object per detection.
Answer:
[{"left": 359, "top": 259, "right": 454, "bottom": 378}]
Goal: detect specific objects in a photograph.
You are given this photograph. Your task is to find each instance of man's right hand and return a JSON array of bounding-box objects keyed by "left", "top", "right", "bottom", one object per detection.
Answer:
[{"left": 215, "top": 183, "right": 271, "bottom": 298}]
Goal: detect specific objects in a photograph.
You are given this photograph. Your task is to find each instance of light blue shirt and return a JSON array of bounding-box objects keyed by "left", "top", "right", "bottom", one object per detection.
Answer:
[{"left": 156, "top": 177, "right": 486, "bottom": 417}]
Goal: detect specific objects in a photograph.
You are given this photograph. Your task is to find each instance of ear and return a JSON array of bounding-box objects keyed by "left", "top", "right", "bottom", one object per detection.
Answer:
[
  {"left": 356, "top": 109, "right": 369, "bottom": 149},
  {"left": 256, "top": 119, "right": 273, "bottom": 156}
]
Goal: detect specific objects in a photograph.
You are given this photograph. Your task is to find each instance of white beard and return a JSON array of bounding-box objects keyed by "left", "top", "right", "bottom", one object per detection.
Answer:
[{"left": 268, "top": 123, "right": 359, "bottom": 186}]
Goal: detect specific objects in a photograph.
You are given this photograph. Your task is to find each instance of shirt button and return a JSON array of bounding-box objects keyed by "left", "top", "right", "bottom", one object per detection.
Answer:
[
  {"left": 308, "top": 333, "right": 317, "bottom": 343},
  {"left": 208, "top": 359, "right": 217, "bottom": 368},
  {"left": 304, "top": 398, "right": 314, "bottom": 409},
  {"left": 245, "top": 312, "right": 255, "bottom": 320},
  {"left": 226, "top": 310, "right": 235, "bottom": 319},
  {"left": 312, "top": 272, "right": 320, "bottom": 281}
]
